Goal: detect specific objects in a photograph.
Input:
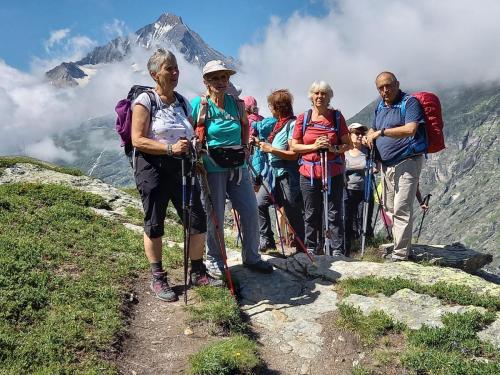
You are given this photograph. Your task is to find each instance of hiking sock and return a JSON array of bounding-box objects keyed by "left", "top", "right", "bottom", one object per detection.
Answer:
[
  {"left": 150, "top": 261, "right": 163, "bottom": 276},
  {"left": 190, "top": 258, "right": 204, "bottom": 272}
]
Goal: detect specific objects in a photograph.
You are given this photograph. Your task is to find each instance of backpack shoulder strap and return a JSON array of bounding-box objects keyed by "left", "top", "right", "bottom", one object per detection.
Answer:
[
  {"left": 333, "top": 109, "right": 340, "bottom": 134},
  {"left": 173, "top": 91, "right": 188, "bottom": 117},
  {"left": 145, "top": 90, "right": 158, "bottom": 121},
  {"left": 302, "top": 109, "right": 312, "bottom": 136},
  {"left": 196, "top": 94, "right": 209, "bottom": 129},
  {"left": 227, "top": 94, "right": 244, "bottom": 121},
  {"left": 400, "top": 94, "right": 411, "bottom": 120}
]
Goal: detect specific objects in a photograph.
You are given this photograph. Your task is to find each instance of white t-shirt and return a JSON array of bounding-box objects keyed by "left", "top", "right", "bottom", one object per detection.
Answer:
[{"left": 132, "top": 90, "right": 194, "bottom": 144}]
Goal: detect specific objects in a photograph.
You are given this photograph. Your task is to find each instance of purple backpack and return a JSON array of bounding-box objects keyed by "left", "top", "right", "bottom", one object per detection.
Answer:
[
  {"left": 115, "top": 85, "right": 157, "bottom": 156},
  {"left": 115, "top": 86, "right": 189, "bottom": 157}
]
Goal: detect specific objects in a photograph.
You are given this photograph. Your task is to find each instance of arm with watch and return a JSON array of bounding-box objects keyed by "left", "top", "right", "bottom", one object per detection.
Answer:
[{"left": 366, "top": 121, "right": 419, "bottom": 148}]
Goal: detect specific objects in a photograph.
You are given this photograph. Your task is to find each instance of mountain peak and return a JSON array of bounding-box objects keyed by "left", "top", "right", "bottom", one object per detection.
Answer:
[{"left": 156, "top": 13, "right": 183, "bottom": 26}]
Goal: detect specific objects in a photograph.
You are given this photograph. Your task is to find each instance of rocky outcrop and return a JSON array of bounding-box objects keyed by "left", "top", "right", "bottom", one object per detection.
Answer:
[
  {"left": 271, "top": 254, "right": 500, "bottom": 297},
  {"left": 224, "top": 253, "right": 500, "bottom": 373},
  {"left": 0, "top": 163, "right": 141, "bottom": 215},
  {"left": 343, "top": 289, "right": 485, "bottom": 330},
  {"left": 378, "top": 242, "right": 493, "bottom": 273}
]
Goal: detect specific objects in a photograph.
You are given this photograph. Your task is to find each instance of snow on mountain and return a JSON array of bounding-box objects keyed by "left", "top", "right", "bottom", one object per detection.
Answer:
[{"left": 46, "top": 12, "right": 236, "bottom": 87}]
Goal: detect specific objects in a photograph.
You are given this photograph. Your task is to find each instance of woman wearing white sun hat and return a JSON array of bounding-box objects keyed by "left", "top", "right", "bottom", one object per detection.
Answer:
[{"left": 191, "top": 60, "right": 274, "bottom": 275}]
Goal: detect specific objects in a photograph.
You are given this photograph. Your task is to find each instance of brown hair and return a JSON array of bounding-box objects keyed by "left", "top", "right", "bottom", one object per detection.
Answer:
[{"left": 267, "top": 89, "right": 294, "bottom": 118}]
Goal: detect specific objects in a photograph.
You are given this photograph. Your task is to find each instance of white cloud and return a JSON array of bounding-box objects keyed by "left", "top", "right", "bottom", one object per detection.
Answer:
[
  {"left": 235, "top": 0, "right": 500, "bottom": 118},
  {"left": 103, "top": 19, "right": 129, "bottom": 39},
  {"left": 26, "top": 138, "right": 76, "bottom": 163},
  {"left": 44, "top": 28, "right": 71, "bottom": 52},
  {"left": 35, "top": 29, "right": 97, "bottom": 75}
]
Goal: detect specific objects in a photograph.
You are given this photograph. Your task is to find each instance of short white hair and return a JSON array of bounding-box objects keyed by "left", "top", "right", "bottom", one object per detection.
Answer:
[
  {"left": 308, "top": 81, "right": 334, "bottom": 102},
  {"left": 147, "top": 48, "right": 176, "bottom": 74}
]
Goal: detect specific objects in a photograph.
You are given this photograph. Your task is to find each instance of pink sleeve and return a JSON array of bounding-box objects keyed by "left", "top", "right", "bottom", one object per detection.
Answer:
[{"left": 292, "top": 113, "right": 305, "bottom": 141}]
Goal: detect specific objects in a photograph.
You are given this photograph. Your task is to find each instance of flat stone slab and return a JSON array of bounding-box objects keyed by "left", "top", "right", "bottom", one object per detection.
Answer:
[
  {"left": 273, "top": 254, "right": 500, "bottom": 298},
  {"left": 478, "top": 313, "right": 500, "bottom": 349},
  {"left": 343, "top": 288, "right": 486, "bottom": 330},
  {"left": 407, "top": 242, "right": 491, "bottom": 273},
  {"left": 231, "top": 262, "right": 339, "bottom": 367}
]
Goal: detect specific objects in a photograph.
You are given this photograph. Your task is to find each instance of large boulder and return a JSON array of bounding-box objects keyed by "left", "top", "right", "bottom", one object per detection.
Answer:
[{"left": 379, "top": 242, "right": 493, "bottom": 273}]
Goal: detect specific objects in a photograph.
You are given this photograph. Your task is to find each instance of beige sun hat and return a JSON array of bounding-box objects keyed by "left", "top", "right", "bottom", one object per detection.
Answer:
[
  {"left": 202, "top": 60, "right": 236, "bottom": 77},
  {"left": 348, "top": 122, "right": 368, "bottom": 132}
]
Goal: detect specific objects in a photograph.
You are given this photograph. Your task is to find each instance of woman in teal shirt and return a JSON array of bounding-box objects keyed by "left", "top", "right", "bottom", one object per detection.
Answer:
[{"left": 191, "top": 60, "right": 273, "bottom": 276}]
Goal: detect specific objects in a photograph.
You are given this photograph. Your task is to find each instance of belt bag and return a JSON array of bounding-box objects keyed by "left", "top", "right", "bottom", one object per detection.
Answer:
[{"left": 208, "top": 146, "right": 245, "bottom": 168}]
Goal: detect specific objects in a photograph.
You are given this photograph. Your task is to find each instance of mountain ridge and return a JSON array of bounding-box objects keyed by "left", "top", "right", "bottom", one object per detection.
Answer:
[{"left": 45, "top": 12, "right": 236, "bottom": 87}]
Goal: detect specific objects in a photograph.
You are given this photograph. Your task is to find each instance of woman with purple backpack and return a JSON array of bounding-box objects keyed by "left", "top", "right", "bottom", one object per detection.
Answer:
[{"left": 131, "top": 48, "right": 222, "bottom": 302}]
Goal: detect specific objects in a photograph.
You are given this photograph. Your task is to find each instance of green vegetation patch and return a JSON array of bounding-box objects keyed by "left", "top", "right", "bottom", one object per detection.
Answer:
[
  {"left": 337, "top": 304, "right": 404, "bottom": 345},
  {"left": 0, "top": 183, "right": 145, "bottom": 373},
  {"left": 186, "top": 286, "right": 246, "bottom": 334},
  {"left": 188, "top": 335, "right": 261, "bottom": 375},
  {"left": 124, "top": 206, "right": 144, "bottom": 226},
  {"left": 338, "top": 276, "right": 500, "bottom": 310},
  {"left": 0, "top": 156, "right": 83, "bottom": 176},
  {"left": 402, "top": 311, "right": 500, "bottom": 374}
]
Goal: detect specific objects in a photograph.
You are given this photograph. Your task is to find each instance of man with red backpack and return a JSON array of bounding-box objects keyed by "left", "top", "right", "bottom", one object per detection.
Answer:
[{"left": 366, "top": 71, "right": 426, "bottom": 261}]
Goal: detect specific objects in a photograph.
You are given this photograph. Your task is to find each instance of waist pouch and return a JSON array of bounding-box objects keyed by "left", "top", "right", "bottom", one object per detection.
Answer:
[{"left": 208, "top": 146, "right": 245, "bottom": 168}]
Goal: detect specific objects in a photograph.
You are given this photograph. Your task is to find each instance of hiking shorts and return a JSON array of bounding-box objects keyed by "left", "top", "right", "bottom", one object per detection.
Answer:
[{"left": 134, "top": 152, "right": 206, "bottom": 238}]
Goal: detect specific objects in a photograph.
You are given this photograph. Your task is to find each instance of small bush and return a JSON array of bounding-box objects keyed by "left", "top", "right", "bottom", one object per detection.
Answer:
[
  {"left": 337, "top": 304, "right": 404, "bottom": 345},
  {"left": 188, "top": 335, "right": 261, "bottom": 375},
  {"left": 187, "top": 286, "right": 245, "bottom": 334}
]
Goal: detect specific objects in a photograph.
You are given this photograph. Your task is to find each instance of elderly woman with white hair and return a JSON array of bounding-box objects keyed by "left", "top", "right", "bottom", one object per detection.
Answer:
[
  {"left": 291, "top": 81, "right": 352, "bottom": 256},
  {"left": 191, "top": 60, "right": 273, "bottom": 275},
  {"left": 131, "top": 49, "right": 222, "bottom": 303}
]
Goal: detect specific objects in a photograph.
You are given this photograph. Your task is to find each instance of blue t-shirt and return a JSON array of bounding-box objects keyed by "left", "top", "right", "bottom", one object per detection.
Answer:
[
  {"left": 269, "top": 119, "right": 296, "bottom": 177},
  {"left": 191, "top": 94, "right": 243, "bottom": 172},
  {"left": 372, "top": 91, "right": 424, "bottom": 165}
]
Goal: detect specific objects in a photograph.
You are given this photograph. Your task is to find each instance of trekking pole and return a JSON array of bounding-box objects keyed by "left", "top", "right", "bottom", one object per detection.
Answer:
[
  {"left": 246, "top": 156, "right": 313, "bottom": 262},
  {"left": 416, "top": 194, "right": 432, "bottom": 243},
  {"left": 371, "top": 175, "right": 393, "bottom": 240},
  {"left": 320, "top": 149, "right": 331, "bottom": 255},
  {"left": 181, "top": 155, "right": 190, "bottom": 305},
  {"left": 232, "top": 209, "right": 243, "bottom": 247},
  {"left": 196, "top": 157, "right": 236, "bottom": 296},
  {"left": 272, "top": 203, "right": 286, "bottom": 256},
  {"left": 360, "top": 147, "right": 375, "bottom": 257}
]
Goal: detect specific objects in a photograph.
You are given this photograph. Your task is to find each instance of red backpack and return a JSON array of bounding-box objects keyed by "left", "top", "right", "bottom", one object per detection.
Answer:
[
  {"left": 412, "top": 92, "right": 445, "bottom": 153},
  {"left": 377, "top": 91, "right": 445, "bottom": 155}
]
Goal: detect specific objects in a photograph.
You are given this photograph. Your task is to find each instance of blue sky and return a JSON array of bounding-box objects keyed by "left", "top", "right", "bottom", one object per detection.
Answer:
[{"left": 0, "top": 0, "right": 327, "bottom": 71}]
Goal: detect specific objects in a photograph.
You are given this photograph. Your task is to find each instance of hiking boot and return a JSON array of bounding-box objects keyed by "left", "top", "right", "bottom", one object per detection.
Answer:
[
  {"left": 243, "top": 260, "right": 274, "bottom": 274},
  {"left": 190, "top": 266, "right": 225, "bottom": 287},
  {"left": 150, "top": 272, "right": 178, "bottom": 302},
  {"left": 258, "top": 241, "right": 276, "bottom": 253}
]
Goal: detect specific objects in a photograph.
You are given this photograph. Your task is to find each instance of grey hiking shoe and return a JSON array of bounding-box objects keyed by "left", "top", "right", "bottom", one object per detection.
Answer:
[
  {"left": 190, "top": 267, "right": 225, "bottom": 287},
  {"left": 150, "top": 272, "right": 178, "bottom": 302}
]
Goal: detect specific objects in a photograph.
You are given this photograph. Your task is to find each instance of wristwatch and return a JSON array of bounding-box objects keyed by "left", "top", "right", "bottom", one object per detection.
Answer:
[{"left": 380, "top": 128, "right": 386, "bottom": 137}]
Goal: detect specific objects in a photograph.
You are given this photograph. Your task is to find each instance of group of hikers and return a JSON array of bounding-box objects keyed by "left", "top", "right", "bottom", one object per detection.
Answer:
[{"left": 128, "top": 48, "right": 431, "bottom": 302}]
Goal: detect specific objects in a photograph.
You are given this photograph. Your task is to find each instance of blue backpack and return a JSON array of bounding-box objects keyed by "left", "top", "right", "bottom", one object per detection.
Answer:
[{"left": 375, "top": 94, "right": 428, "bottom": 164}]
